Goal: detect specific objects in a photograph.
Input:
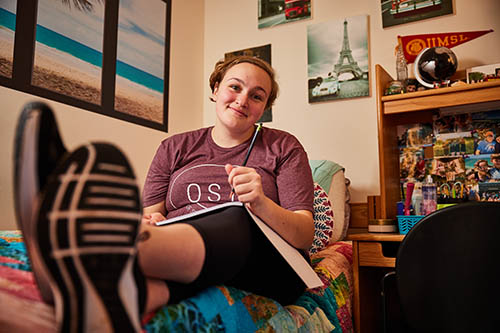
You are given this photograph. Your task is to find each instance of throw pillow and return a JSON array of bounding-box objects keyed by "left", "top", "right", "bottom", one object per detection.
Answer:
[{"left": 309, "top": 182, "right": 334, "bottom": 254}]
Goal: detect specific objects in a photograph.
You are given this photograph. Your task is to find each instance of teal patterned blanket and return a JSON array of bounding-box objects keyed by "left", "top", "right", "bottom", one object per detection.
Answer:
[{"left": 0, "top": 230, "right": 353, "bottom": 332}]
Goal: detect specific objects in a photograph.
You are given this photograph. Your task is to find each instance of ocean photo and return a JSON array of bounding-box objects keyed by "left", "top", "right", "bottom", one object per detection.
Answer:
[
  {"left": 31, "top": 0, "right": 104, "bottom": 105},
  {"left": 114, "top": 0, "right": 166, "bottom": 124},
  {"left": 0, "top": 0, "right": 166, "bottom": 124},
  {"left": 0, "top": 5, "right": 15, "bottom": 78}
]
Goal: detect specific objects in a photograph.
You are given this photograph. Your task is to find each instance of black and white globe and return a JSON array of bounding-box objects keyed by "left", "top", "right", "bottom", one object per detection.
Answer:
[{"left": 414, "top": 47, "right": 458, "bottom": 88}]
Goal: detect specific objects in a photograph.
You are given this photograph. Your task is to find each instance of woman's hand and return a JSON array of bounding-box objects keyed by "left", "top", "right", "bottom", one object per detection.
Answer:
[
  {"left": 142, "top": 202, "right": 168, "bottom": 225},
  {"left": 225, "top": 164, "right": 314, "bottom": 250},
  {"left": 225, "top": 164, "right": 266, "bottom": 210},
  {"left": 142, "top": 212, "right": 166, "bottom": 225}
]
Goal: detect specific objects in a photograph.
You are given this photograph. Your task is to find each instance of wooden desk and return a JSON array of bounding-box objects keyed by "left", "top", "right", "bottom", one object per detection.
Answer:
[{"left": 347, "top": 232, "right": 405, "bottom": 333}]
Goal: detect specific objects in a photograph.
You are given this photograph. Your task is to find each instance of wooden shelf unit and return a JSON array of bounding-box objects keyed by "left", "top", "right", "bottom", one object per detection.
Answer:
[{"left": 375, "top": 64, "right": 500, "bottom": 220}]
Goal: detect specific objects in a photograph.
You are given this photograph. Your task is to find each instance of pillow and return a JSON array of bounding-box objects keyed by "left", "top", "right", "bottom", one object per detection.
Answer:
[
  {"left": 309, "top": 182, "right": 334, "bottom": 254},
  {"left": 327, "top": 171, "right": 350, "bottom": 243},
  {"left": 309, "top": 160, "right": 344, "bottom": 195}
]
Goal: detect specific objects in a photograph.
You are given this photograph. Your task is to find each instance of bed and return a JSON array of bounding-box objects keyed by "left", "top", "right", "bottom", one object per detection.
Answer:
[{"left": 0, "top": 160, "right": 353, "bottom": 332}]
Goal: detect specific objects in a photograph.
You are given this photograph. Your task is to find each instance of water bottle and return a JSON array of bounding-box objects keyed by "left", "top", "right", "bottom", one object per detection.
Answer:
[
  {"left": 396, "top": 42, "right": 408, "bottom": 83},
  {"left": 412, "top": 182, "right": 423, "bottom": 215},
  {"left": 422, "top": 175, "right": 437, "bottom": 215}
]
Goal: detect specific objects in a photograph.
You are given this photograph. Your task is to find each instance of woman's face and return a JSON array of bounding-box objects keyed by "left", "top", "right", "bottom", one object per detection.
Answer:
[{"left": 212, "top": 62, "right": 271, "bottom": 135}]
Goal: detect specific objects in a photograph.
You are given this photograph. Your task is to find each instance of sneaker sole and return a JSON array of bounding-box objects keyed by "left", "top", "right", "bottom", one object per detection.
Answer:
[
  {"left": 36, "top": 142, "right": 143, "bottom": 332},
  {"left": 14, "top": 101, "right": 67, "bottom": 303}
]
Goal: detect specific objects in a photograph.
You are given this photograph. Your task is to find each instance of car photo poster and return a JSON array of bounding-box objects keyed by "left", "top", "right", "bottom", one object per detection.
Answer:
[
  {"left": 307, "top": 15, "right": 369, "bottom": 103},
  {"left": 381, "top": 0, "right": 453, "bottom": 28},
  {"left": 258, "top": 0, "right": 311, "bottom": 29}
]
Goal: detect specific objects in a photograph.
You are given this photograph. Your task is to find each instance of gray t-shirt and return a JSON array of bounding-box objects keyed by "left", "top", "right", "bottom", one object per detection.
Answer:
[{"left": 143, "top": 126, "right": 313, "bottom": 219}]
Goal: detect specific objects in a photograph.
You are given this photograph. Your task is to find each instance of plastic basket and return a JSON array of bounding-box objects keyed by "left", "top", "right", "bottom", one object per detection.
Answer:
[{"left": 397, "top": 215, "right": 424, "bottom": 235}]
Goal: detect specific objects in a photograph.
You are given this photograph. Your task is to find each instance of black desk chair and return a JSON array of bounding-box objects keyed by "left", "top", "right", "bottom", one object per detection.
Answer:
[{"left": 393, "top": 202, "right": 500, "bottom": 333}]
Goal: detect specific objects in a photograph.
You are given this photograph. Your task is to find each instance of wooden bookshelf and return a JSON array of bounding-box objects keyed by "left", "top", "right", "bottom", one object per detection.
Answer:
[{"left": 375, "top": 64, "right": 500, "bottom": 220}]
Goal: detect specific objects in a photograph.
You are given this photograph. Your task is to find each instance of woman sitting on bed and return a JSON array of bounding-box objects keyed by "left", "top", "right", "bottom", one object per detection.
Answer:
[{"left": 15, "top": 55, "right": 315, "bottom": 332}]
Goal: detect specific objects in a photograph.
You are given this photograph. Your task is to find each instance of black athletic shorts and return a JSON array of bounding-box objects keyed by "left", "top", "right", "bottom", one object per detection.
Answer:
[{"left": 166, "top": 206, "right": 306, "bottom": 305}]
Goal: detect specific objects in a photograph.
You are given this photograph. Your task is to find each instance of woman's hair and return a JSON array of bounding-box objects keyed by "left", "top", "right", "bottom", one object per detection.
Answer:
[{"left": 209, "top": 55, "right": 279, "bottom": 109}]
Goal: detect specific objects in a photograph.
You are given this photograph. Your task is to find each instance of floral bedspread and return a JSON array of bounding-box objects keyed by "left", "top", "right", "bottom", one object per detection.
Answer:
[{"left": 0, "top": 230, "right": 353, "bottom": 332}]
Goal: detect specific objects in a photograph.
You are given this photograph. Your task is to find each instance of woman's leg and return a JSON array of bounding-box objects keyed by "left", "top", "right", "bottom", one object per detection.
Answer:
[
  {"left": 138, "top": 223, "right": 206, "bottom": 283},
  {"left": 140, "top": 206, "right": 255, "bottom": 305},
  {"left": 144, "top": 278, "right": 170, "bottom": 314},
  {"left": 137, "top": 223, "right": 206, "bottom": 313}
]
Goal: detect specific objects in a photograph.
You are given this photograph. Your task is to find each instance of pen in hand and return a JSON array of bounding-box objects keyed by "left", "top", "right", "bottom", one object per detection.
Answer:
[{"left": 229, "top": 123, "right": 263, "bottom": 199}]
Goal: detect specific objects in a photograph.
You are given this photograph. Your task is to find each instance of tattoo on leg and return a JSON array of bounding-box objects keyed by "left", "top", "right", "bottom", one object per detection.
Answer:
[{"left": 138, "top": 230, "right": 151, "bottom": 242}]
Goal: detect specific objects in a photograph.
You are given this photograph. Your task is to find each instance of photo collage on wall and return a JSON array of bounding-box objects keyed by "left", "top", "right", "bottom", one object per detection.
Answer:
[{"left": 398, "top": 109, "right": 500, "bottom": 203}]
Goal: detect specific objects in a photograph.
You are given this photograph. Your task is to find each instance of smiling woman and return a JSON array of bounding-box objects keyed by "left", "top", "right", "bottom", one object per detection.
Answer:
[{"left": 138, "top": 55, "right": 315, "bottom": 310}]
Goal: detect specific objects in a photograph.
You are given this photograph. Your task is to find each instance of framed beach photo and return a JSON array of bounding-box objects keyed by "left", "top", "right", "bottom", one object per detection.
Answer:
[
  {"left": 225, "top": 44, "right": 273, "bottom": 123},
  {"left": 307, "top": 15, "right": 370, "bottom": 103},
  {"left": 0, "top": 0, "right": 171, "bottom": 131},
  {"left": 258, "top": 0, "right": 311, "bottom": 29},
  {"left": 31, "top": 0, "right": 106, "bottom": 105},
  {"left": 0, "top": 1, "right": 15, "bottom": 78},
  {"left": 381, "top": 0, "right": 453, "bottom": 28}
]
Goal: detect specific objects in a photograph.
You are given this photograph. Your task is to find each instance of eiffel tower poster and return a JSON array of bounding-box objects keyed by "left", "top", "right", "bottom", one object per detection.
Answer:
[{"left": 307, "top": 15, "right": 369, "bottom": 103}]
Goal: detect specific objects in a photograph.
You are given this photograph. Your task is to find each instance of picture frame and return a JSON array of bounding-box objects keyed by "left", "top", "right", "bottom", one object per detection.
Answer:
[
  {"left": 466, "top": 63, "right": 500, "bottom": 83},
  {"left": 258, "top": 0, "right": 311, "bottom": 29},
  {"left": 381, "top": 0, "right": 453, "bottom": 28},
  {"left": 307, "top": 15, "right": 369, "bottom": 103},
  {"left": 0, "top": 0, "right": 171, "bottom": 132}
]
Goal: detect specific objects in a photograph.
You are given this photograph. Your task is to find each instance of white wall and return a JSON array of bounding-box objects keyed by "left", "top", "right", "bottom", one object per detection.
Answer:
[
  {"left": 203, "top": 0, "right": 500, "bottom": 204},
  {"left": 0, "top": 1, "right": 205, "bottom": 229}
]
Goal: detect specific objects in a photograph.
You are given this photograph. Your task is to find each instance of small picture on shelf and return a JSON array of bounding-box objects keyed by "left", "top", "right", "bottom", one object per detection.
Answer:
[
  {"left": 477, "top": 182, "right": 500, "bottom": 202},
  {"left": 428, "top": 156, "right": 466, "bottom": 203},
  {"left": 474, "top": 130, "right": 498, "bottom": 155},
  {"left": 433, "top": 133, "right": 474, "bottom": 157},
  {"left": 436, "top": 180, "right": 467, "bottom": 202},
  {"left": 433, "top": 113, "right": 473, "bottom": 134},
  {"left": 466, "top": 63, "right": 500, "bottom": 83},
  {"left": 465, "top": 154, "right": 500, "bottom": 183},
  {"left": 400, "top": 147, "right": 429, "bottom": 182},
  {"left": 470, "top": 111, "right": 500, "bottom": 155},
  {"left": 397, "top": 123, "right": 433, "bottom": 147},
  {"left": 430, "top": 156, "right": 465, "bottom": 183},
  {"left": 464, "top": 154, "right": 500, "bottom": 201}
]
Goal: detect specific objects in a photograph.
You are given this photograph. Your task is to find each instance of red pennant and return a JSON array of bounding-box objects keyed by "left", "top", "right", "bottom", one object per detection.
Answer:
[{"left": 399, "top": 30, "right": 493, "bottom": 63}]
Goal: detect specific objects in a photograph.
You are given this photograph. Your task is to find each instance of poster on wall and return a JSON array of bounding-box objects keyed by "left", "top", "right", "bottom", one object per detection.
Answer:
[
  {"left": 225, "top": 44, "right": 273, "bottom": 122},
  {"left": 114, "top": 0, "right": 167, "bottom": 124},
  {"left": 258, "top": 0, "right": 311, "bottom": 29},
  {"left": 381, "top": 0, "right": 453, "bottom": 28},
  {"left": 31, "top": 0, "right": 105, "bottom": 105},
  {"left": 307, "top": 15, "right": 369, "bottom": 103},
  {"left": 0, "top": 0, "right": 171, "bottom": 132},
  {"left": 0, "top": 1, "right": 16, "bottom": 78}
]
